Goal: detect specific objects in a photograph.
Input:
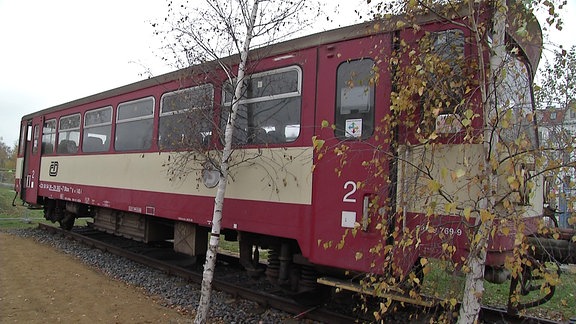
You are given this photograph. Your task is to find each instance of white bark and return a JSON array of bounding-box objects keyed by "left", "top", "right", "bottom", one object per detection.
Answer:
[
  {"left": 193, "top": 1, "right": 260, "bottom": 323},
  {"left": 457, "top": 0, "right": 507, "bottom": 322}
]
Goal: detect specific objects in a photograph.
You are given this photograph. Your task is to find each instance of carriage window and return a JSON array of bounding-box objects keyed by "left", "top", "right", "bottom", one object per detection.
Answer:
[
  {"left": 221, "top": 66, "right": 301, "bottom": 145},
  {"left": 498, "top": 53, "right": 537, "bottom": 149},
  {"left": 42, "top": 119, "right": 56, "bottom": 154},
  {"left": 32, "top": 124, "right": 39, "bottom": 154},
  {"left": 57, "top": 114, "right": 81, "bottom": 154},
  {"left": 115, "top": 97, "right": 154, "bottom": 151},
  {"left": 19, "top": 124, "right": 28, "bottom": 156},
  {"left": 159, "top": 84, "right": 213, "bottom": 150},
  {"left": 418, "top": 29, "right": 466, "bottom": 134},
  {"left": 335, "top": 59, "right": 375, "bottom": 140},
  {"left": 83, "top": 106, "right": 112, "bottom": 153}
]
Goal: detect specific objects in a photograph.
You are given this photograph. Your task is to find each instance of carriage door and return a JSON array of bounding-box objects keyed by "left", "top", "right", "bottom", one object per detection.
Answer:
[
  {"left": 311, "top": 34, "right": 393, "bottom": 270},
  {"left": 21, "top": 116, "right": 43, "bottom": 205}
]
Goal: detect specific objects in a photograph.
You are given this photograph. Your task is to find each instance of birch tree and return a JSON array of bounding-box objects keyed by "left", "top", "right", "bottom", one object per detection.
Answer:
[
  {"left": 385, "top": 0, "right": 566, "bottom": 321},
  {"left": 315, "top": 0, "right": 569, "bottom": 322},
  {"left": 154, "top": 1, "right": 317, "bottom": 322},
  {"left": 457, "top": 0, "right": 505, "bottom": 320},
  {"left": 192, "top": 4, "right": 259, "bottom": 322}
]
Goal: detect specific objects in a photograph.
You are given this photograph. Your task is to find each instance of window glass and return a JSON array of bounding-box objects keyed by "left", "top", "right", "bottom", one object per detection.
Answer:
[
  {"left": 83, "top": 106, "right": 112, "bottom": 153},
  {"left": 499, "top": 54, "right": 537, "bottom": 149},
  {"left": 32, "top": 124, "right": 39, "bottom": 154},
  {"left": 115, "top": 97, "right": 154, "bottom": 151},
  {"left": 18, "top": 124, "right": 27, "bottom": 155},
  {"left": 42, "top": 119, "right": 56, "bottom": 154},
  {"left": 159, "top": 84, "right": 213, "bottom": 150},
  {"left": 334, "top": 59, "right": 375, "bottom": 139},
  {"left": 221, "top": 66, "right": 301, "bottom": 145},
  {"left": 417, "top": 29, "right": 466, "bottom": 133},
  {"left": 58, "top": 114, "right": 81, "bottom": 154}
]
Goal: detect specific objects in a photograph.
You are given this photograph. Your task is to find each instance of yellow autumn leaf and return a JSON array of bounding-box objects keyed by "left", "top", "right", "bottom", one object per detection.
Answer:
[
  {"left": 507, "top": 176, "right": 519, "bottom": 190},
  {"left": 441, "top": 167, "right": 448, "bottom": 180},
  {"left": 312, "top": 136, "right": 325, "bottom": 152},
  {"left": 463, "top": 207, "right": 471, "bottom": 221},
  {"left": 480, "top": 210, "right": 494, "bottom": 222},
  {"left": 445, "top": 202, "right": 457, "bottom": 214},
  {"left": 452, "top": 168, "right": 465, "bottom": 181},
  {"left": 427, "top": 179, "right": 442, "bottom": 192},
  {"left": 418, "top": 86, "right": 424, "bottom": 96}
]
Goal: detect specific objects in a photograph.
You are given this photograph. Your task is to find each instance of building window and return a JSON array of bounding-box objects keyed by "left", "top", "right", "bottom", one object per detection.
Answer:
[
  {"left": 221, "top": 66, "right": 302, "bottom": 145},
  {"left": 159, "top": 84, "right": 213, "bottom": 150},
  {"left": 42, "top": 119, "right": 56, "bottom": 154},
  {"left": 58, "top": 114, "right": 81, "bottom": 154},
  {"left": 83, "top": 106, "right": 112, "bottom": 153},
  {"left": 335, "top": 59, "right": 375, "bottom": 139},
  {"left": 115, "top": 97, "right": 154, "bottom": 151}
]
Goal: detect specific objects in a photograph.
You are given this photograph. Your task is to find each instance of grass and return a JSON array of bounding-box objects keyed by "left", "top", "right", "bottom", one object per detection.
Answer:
[
  {"left": 421, "top": 260, "right": 576, "bottom": 320},
  {"left": 0, "top": 187, "right": 45, "bottom": 229},
  {"left": 0, "top": 187, "right": 90, "bottom": 229}
]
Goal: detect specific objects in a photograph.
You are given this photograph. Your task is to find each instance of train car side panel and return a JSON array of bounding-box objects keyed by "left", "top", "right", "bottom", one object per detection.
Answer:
[{"left": 310, "top": 34, "right": 393, "bottom": 272}]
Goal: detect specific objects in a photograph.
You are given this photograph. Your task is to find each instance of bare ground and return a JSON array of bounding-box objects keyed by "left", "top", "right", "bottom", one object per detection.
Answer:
[{"left": 0, "top": 232, "right": 192, "bottom": 323}]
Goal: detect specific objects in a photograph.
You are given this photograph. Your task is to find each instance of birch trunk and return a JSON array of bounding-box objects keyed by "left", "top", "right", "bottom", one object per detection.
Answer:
[
  {"left": 193, "top": 1, "right": 260, "bottom": 323},
  {"left": 457, "top": 0, "right": 506, "bottom": 322}
]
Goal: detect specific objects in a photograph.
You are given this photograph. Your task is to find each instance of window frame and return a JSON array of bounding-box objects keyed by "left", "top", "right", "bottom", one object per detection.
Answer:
[
  {"left": 57, "top": 113, "right": 81, "bottom": 154},
  {"left": 41, "top": 119, "right": 57, "bottom": 155},
  {"left": 221, "top": 65, "right": 303, "bottom": 145},
  {"left": 159, "top": 84, "right": 214, "bottom": 150},
  {"left": 418, "top": 28, "right": 467, "bottom": 135},
  {"left": 115, "top": 96, "right": 155, "bottom": 152},
  {"left": 334, "top": 58, "right": 376, "bottom": 140},
  {"left": 83, "top": 106, "right": 113, "bottom": 153}
]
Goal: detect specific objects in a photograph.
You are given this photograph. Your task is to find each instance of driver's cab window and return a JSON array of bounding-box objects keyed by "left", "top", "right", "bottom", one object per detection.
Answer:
[{"left": 334, "top": 59, "right": 375, "bottom": 139}]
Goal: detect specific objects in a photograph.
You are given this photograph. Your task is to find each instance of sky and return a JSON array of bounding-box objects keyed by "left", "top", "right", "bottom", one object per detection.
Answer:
[{"left": 0, "top": 0, "right": 574, "bottom": 147}]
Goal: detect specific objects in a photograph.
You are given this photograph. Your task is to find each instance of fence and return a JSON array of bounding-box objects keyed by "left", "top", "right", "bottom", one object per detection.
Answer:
[{"left": 0, "top": 169, "right": 15, "bottom": 188}]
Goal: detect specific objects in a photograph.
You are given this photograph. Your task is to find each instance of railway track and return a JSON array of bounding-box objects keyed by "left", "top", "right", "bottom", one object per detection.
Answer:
[
  {"left": 37, "top": 223, "right": 563, "bottom": 323},
  {"left": 38, "top": 223, "right": 360, "bottom": 323}
]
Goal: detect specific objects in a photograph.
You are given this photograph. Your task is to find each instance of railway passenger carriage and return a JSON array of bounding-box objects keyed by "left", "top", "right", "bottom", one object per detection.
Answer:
[{"left": 16, "top": 4, "right": 551, "bottom": 302}]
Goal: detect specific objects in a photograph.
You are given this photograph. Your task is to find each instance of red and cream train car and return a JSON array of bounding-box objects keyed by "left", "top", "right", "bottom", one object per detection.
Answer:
[{"left": 15, "top": 7, "right": 543, "bottom": 293}]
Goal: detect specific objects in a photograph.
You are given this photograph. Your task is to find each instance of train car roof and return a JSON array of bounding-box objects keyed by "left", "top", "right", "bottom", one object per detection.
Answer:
[
  {"left": 22, "top": 3, "right": 542, "bottom": 120},
  {"left": 21, "top": 19, "right": 388, "bottom": 120}
]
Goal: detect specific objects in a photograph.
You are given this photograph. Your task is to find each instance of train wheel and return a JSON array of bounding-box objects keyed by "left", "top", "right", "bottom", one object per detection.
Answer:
[{"left": 58, "top": 211, "right": 75, "bottom": 230}]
